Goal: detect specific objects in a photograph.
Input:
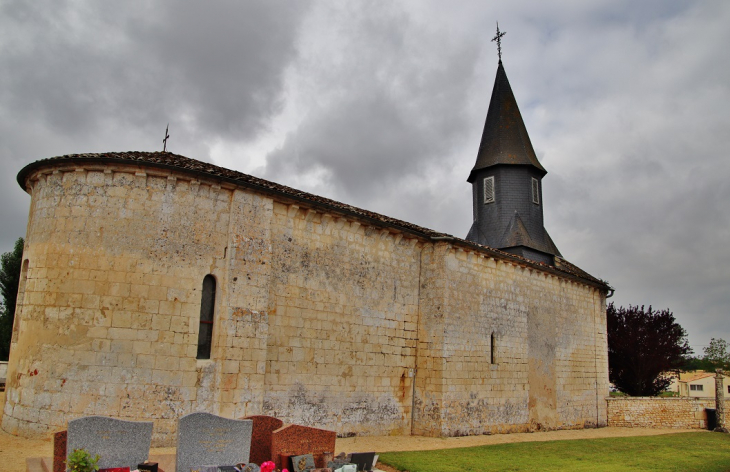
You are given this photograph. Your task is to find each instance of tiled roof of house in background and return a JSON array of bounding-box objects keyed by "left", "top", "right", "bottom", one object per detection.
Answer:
[{"left": 678, "top": 371, "right": 724, "bottom": 383}]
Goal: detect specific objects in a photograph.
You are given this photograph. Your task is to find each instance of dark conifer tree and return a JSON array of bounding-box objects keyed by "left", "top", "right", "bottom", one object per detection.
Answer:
[{"left": 0, "top": 237, "right": 24, "bottom": 360}]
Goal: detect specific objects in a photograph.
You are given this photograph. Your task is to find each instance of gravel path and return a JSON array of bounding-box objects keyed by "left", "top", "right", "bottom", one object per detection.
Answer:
[{"left": 0, "top": 392, "right": 702, "bottom": 472}]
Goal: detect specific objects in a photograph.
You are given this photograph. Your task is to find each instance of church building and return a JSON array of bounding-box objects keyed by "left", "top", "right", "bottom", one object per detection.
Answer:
[{"left": 2, "top": 51, "right": 610, "bottom": 445}]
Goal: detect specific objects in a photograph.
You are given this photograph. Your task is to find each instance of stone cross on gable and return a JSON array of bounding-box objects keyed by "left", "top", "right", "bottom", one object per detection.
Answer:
[
  {"left": 492, "top": 22, "right": 506, "bottom": 63},
  {"left": 163, "top": 124, "right": 170, "bottom": 152}
]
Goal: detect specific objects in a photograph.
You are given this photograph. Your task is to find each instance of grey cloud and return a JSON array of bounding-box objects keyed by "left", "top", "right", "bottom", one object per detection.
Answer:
[
  {"left": 0, "top": 0, "right": 309, "bottom": 146},
  {"left": 263, "top": 3, "right": 480, "bottom": 210}
]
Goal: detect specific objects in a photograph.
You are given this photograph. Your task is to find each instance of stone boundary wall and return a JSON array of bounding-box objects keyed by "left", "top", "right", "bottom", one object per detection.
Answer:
[{"left": 606, "top": 396, "right": 725, "bottom": 429}]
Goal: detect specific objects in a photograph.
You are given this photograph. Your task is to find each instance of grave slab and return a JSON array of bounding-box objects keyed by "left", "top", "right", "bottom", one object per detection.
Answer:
[
  {"left": 66, "top": 416, "right": 153, "bottom": 471},
  {"left": 270, "top": 424, "right": 336, "bottom": 470},
  {"left": 242, "top": 415, "right": 283, "bottom": 465},
  {"left": 175, "top": 412, "right": 252, "bottom": 472}
]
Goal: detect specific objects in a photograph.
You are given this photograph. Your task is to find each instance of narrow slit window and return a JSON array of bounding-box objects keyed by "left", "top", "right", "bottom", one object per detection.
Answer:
[
  {"left": 531, "top": 177, "right": 540, "bottom": 205},
  {"left": 11, "top": 259, "right": 30, "bottom": 344},
  {"left": 484, "top": 176, "right": 495, "bottom": 204},
  {"left": 196, "top": 274, "right": 216, "bottom": 359},
  {"left": 490, "top": 332, "right": 496, "bottom": 364}
]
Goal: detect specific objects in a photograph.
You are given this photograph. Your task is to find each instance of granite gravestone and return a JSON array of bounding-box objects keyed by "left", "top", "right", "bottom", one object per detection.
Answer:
[
  {"left": 188, "top": 467, "right": 217, "bottom": 472},
  {"left": 66, "top": 416, "right": 153, "bottom": 471},
  {"left": 348, "top": 452, "right": 375, "bottom": 472},
  {"left": 175, "top": 412, "right": 253, "bottom": 472},
  {"left": 270, "top": 424, "right": 336, "bottom": 470},
  {"left": 242, "top": 415, "right": 283, "bottom": 466}
]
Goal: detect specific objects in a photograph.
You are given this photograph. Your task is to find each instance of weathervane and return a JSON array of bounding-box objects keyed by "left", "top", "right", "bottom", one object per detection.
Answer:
[
  {"left": 492, "top": 22, "right": 506, "bottom": 63},
  {"left": 163, "top": 123, "right": 170, "bottom": 152}
]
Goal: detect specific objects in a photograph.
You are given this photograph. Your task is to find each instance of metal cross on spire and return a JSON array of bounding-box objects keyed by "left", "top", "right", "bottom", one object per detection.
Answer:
[
  {"left": 492, "top": 22, "right": 506, "bottom": 63},
  {"left": 163, "top": 123, "right": 170, "bottom": 152}
]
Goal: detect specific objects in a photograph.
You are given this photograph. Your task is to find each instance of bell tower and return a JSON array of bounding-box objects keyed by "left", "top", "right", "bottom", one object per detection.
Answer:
[{"left": 466, "top": 25, "right": 561, "bottom": 265}]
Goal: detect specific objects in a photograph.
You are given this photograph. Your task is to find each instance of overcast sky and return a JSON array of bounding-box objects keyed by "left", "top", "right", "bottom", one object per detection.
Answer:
[{"left": 1, "top": 1, "right": 728, "bottom": 352}]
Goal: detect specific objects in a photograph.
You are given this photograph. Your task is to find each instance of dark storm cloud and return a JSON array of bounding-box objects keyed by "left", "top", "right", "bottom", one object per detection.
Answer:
[
  {"left": 1, "top": 0, "right": 308, "bottom": 143},
  {"left": 263, "top": 3, "right": 480, "bottom": 223}
]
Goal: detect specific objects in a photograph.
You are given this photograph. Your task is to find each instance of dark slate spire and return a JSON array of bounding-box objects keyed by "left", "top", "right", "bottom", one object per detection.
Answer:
[
  {"left": 465, "top": 45, "right": 560, "bottom": 265},
  {"left": 467, "top": 62, "right": 546, "bottom": 183}
]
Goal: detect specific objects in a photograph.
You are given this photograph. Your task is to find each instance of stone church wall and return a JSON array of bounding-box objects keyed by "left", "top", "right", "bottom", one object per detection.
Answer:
[
  {"left": 3, "top": 165, "right": 236, "bottom": 444},
  {"left": 413, "top": 242, "right": 607, "bottom": 436},
  {"left": 3, "top": 159, "right": 608, "bottom": 445}
]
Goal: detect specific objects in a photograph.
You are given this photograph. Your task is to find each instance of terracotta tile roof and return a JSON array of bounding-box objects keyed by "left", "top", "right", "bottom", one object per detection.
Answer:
[
  {"left": 678, "top": 371, "right": 723, "bottom": 383},
  {"left": 17, "top": 151, "right": 611, "bottom": 291}
]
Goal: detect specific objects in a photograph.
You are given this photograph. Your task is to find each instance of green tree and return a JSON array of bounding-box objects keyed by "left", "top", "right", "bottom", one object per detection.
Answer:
[
  {"left": 0, "top": 237, "right": 24, "bottom": 361},
  {"left": 607, "top": 303, "right": 693, "bottom": 396},
  {"left": 681, "top": 355, "right": 714, "bottom": 372},
  {"left": 703, "top": 338, "right": 730, "bottom": 370}
]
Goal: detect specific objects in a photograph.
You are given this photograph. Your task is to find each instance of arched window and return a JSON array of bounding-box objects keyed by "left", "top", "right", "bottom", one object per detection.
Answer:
[{"left": 196, "top": 275, "right": 216, "bottom": 360}]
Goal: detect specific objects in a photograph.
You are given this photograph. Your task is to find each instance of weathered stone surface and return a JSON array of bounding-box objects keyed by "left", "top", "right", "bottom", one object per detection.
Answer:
[
  {"left": 3, "top": 154, "right": 609, "bottom": 444},
  {"left": 66, "top": 416, "right": 153, "bottom": 470},
  {"left": 607, "top": 397, "right": 730, "bottom": 429},
  {"left": 175, "top": 412, "right": 252, "bottom": 472}
]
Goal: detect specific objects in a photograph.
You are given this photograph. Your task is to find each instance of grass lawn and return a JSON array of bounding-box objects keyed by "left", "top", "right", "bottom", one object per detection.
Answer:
[{"left": 378, "top": 432, "right": 730, "bottom": 472}]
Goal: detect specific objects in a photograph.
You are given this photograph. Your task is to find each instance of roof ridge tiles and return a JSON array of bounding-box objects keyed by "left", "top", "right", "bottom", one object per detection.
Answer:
[{"left": 17, "top": 150, "right": 609, "bottom": 290}]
